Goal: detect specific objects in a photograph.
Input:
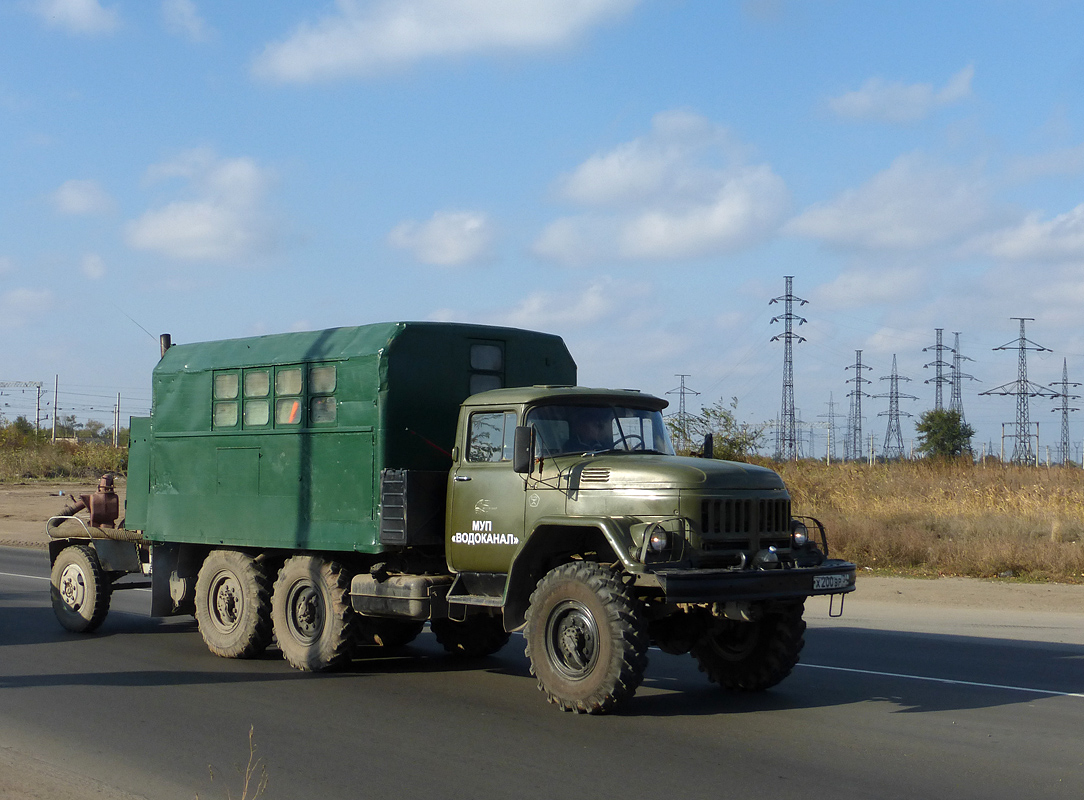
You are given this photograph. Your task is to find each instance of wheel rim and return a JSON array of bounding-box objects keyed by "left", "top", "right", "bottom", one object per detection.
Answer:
[
  {"left": 285, "top": 580, "right": 324, "bottom": 645},
  {"left": 208, "top": 569, "right": 243, "bottom": 634},
  {"left": 706, "top": 621, "right": 761, "bottom": 661},
  {"left": 545, "top": 599, "right": 600, "bottom": 680},
  {"left": 58, "top": 563, "right": 87, "bottom": 611}
]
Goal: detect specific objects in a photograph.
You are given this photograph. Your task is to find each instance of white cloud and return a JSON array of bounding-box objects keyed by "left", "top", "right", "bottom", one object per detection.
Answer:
[
  {"left": 978, "top": 203, "right": 1084, "bottom": 263},
  {"left": 1005, "top": 144, "right": 1084, "bottom": 183},
  {"left": 430, "top": 277, "right": 649, "bottom": 331},
  {"left": 252, "top": 0, "right": 639, "bottom": 82},
  {"left": 0, "top": 288, "right": 53, "bottom": 328},
  {"left": 32, "top": 0, "right": 119, "bottom": 36},
  {"left": 534, "top": 110, "right": 789, "bottom": 264},
  {"left": 492, "top": 278, "right": 648, "bottom": 330},
  {"left": 810, "top": 266, "right": 926, "bottom": 311},
  {"left": 80, "top": 253, "right": 106, "bottom": 280},
  {"left": 829, "top": 65, "right": 974, "bottom": 124},
  {"left": 124, "top": 148, "right": 279, "bottom": 263},
  {"left": 787, "top": 154, "right": 994, "bottom": 251},
  {"left": 388, "top": 210, "right": 494, "bottom": 266},
  {"left": 162, "top": 0, "right": 213, "bottom": 42},
  {"left": 51, "top": 179, "right": 113, "bottom": 215}
]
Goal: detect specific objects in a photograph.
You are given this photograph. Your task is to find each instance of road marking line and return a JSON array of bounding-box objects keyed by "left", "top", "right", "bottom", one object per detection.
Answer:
[
  {"left": 0, "top": 571, "right": 150, "bottom": 592},
  {"left": 800, "top": 663, "right": 1084, "bottom": 699}
]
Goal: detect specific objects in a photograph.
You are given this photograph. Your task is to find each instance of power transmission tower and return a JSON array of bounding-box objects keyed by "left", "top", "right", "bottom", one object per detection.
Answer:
[
  {"left": 876, "top": 355, "right": 918, "bottom": 459},
  {"left": 980, "top": 318, "right": 1056, "bottom": 464},
  {"left": 845, "top": 350, "right": 872, "bottom": 461},
  {"left": 666, "top": 374, "right": 700, "bottom": 453},
  {"left": 949, "top": 331, "right": 978, "bottom": 423},
  {"left": 923, "top": 328, "right": 952, "bottom": 410},
  {"left": 1049, "top": 359, "right": 1080, "bottom": 465},
  {"left": 769, "top": 276, "right": 807, "bottom": 461},
  {"left": 818, "top": 392, "right": 846, "bottom": 463},
  {"left": 0, "top": 381, "right": 44, "bottom": 430}
]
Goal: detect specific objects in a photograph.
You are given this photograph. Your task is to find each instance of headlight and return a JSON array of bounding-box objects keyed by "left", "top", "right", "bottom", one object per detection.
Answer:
[
  {"left": 791, "top": 520, "right": 809, "bottom": 548},
  {"left": 648, "top": 525, "right": 669, "bottom": 553}
]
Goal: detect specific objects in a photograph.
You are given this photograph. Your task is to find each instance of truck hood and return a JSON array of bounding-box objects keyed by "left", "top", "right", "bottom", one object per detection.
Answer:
[{"left": 556, "top": 454, "right": 786, "bottom": 491}]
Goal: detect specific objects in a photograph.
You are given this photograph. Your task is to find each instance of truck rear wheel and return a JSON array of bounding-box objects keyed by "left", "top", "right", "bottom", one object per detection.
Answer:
[
  {"left": 51, "top": 544, "right": 111, "bottom": 633},
  {"left": 272, "top": 555, "right": 356, "bottom": 671},
  {"left": 524, "top": 561, "right": 648, "bottom": 714},
  {"left": 691, "top": 602, "right": 806, "bottom": 692},
  {"left": 432, "top": 614, "right": 510, "bottom": 657},
  {"left": 194, "top": 550, "right": 273, "bottom": 659}
]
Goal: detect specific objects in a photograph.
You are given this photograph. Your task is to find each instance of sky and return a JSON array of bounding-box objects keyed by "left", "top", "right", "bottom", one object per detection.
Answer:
[{"left": 3, "top": 0, "right": 1084, "bottom": 461}]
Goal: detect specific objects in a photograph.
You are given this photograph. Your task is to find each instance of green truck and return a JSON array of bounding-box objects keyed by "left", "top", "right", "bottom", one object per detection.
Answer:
[{"left": 47, "top": 321, "right": 855, "bottom": 714}]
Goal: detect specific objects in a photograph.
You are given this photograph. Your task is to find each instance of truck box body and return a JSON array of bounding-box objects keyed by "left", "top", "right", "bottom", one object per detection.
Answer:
[{"left": 124, "top": 322, "right": 576, "bottom": 554}]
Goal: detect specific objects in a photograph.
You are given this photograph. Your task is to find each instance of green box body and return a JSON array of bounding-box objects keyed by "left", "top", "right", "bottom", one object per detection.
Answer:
[{"left": 124, "top": 322, "right": 576, "bottom": 554}]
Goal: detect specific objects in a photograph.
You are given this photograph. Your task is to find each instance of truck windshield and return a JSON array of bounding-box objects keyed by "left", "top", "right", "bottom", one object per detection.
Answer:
[{"left": 525, "top": 404, "right": 676, "bottom": 457}]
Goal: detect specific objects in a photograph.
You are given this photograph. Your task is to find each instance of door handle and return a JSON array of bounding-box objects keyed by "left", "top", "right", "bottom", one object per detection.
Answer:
[{"left": 454, "top": 475, "right": 471, "bottom": 482}]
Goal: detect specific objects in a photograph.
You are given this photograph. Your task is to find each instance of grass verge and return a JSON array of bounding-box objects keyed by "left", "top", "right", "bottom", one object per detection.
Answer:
[{"left": 771, "top": 458, "right": 1084, "bottom": 583}]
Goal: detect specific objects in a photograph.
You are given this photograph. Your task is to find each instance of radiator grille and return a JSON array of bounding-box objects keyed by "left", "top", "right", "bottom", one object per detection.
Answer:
[{"left": 700, "top": 498, "right": 790, "bottom": 537}]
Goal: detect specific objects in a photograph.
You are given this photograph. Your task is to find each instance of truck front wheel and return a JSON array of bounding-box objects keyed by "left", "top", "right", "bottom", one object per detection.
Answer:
[
  {"left": 194, "top": 550, "right": 273, "bottom": 659},
  {"left": 524, "top": 561, "right": 648, "bottom": 714},
  {"left": 271, "top": 555, "right": 356, "bottom": 671},
  {"left": 691, "top": 602, "right": 806, "bottom": 692},
  {"left": 50, "top": 544, "right": 111, "bottom": 633}
]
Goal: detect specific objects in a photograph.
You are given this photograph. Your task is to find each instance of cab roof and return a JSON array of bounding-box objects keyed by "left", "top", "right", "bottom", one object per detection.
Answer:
[{"left": 463, "top": 385, "right": 668, "bottom": 411}]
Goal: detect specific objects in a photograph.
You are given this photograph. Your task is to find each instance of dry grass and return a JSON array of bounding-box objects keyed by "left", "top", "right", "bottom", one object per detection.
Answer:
[
  {"left": 0, "top": 429, "right": 126, "bottom": 481},
  {"left": 767, "top": 458, "right": 1084, "bottom": 582}
]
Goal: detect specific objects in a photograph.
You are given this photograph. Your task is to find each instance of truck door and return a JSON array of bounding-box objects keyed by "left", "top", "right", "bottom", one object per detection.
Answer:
[{"left": 447, "top": 410, "right": 525, "bottom": 573}]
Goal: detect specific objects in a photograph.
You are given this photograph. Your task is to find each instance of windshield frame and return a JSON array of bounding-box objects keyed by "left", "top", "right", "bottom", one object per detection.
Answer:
[{"left": 524, "top": 402, "right": 676, "bottom": 457}]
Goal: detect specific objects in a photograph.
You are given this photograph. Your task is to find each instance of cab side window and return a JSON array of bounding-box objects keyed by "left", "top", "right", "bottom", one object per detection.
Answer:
[{"left": 467, "top": 411, "right": 517, "bottom": 462}]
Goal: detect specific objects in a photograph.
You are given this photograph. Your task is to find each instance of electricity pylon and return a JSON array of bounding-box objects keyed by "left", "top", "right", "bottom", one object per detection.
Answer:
[
  {"left": 845, "top": 350, "right": 872, "bottom": 461},
  {"left": 980, "top": 318, "right": 1056, "bottom": 464},
  {"left": 769, "top": 276, "right": 807, "bottom": 461},
  {"left": 1049, "top": 359, "right": 1080, "bottom": 465},
  {"left": 923, "top": 328, "right": 952, "bottom": 410},
  {"left": 876, "top": 355, "right": 917, "bottom": 460}
]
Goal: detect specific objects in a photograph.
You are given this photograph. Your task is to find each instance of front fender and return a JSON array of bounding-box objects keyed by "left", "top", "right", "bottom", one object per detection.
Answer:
[{"left": 502, "top": 516, "right": 638, "bottom": 631}]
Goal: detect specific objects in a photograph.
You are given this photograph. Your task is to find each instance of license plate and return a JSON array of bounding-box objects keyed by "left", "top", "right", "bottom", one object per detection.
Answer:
[{"left": 813, "top": 574, "right": 850, "bottom": 591}]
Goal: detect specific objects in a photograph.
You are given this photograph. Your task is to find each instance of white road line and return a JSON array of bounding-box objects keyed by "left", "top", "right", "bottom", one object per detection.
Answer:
[
  {"left": 0, "top": 571, "right": 150, "bottom": 592},
  {"left": 800, "top": 663, "right": 1084, "bottom": 699}
]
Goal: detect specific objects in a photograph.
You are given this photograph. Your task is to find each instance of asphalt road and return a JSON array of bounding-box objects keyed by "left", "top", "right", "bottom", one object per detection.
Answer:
[{"left": 2, "top": 545, "right": 1083, "bottom": 800}]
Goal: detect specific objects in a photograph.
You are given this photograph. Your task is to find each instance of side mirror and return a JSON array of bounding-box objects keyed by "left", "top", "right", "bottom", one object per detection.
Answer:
[
  {"left": 702, "top": 433, "right": 714, "bottom": 459},
  {"left": 512, "top": 426, "right": 535, "bottom": 474}
]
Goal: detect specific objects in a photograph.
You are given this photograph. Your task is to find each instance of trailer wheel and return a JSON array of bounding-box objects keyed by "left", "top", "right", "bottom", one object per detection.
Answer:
[
  {"left": 51, "top": 544, "right": 111, "bottom": 633},
  {"left": 357, "top": 618, "right": 425, "bottom": 649},
  {"left": 691, "top": 602, "right": 806, "bottom": 692},
  {"left": 194, "top": 550, "right": 273, "bottom": 659},
  {"left": 432, "top": 614, "right": 510, "bottom": 658},
  {"left": 524, "top": 561, "right": 648, "bottom": 714},
  {"left": 272, "top": 555, "right": 356, "bottom": 671}
]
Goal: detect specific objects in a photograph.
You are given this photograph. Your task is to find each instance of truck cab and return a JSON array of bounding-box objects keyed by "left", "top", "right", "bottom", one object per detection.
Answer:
[{"left": 439, "top": 386, "right": 854, "bottom": 712}]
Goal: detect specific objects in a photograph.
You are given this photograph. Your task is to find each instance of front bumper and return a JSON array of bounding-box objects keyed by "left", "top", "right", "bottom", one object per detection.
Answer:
[{"left": 643, "top": 559, "right": 856, "bottom": 603}]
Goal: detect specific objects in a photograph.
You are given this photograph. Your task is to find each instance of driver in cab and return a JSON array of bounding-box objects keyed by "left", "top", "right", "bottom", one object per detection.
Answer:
[{"left": 564, "top": 410, "right": 614, "bottom": 453}]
